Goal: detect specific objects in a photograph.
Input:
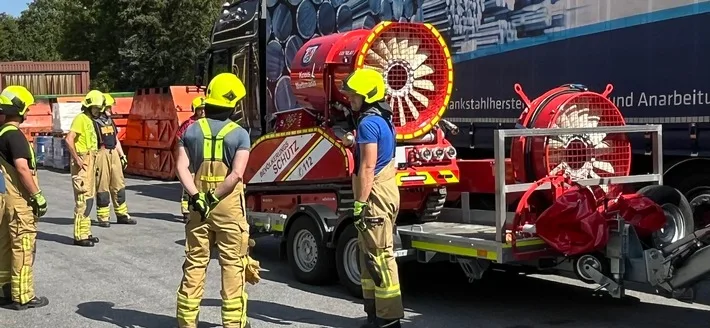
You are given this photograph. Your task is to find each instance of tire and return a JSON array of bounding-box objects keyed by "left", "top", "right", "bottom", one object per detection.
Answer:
[
  {"left": 637, "top": 185, "right": 694, "bottom": 249},
  {"left": 335, "top": 224, "right": 363, "bottom": 298},
  {"left": 286, "top": 216, "right": 336, "bottom": 285}
]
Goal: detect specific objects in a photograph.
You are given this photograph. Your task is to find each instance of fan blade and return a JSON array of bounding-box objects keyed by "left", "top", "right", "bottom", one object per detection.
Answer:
[
  {"left": 413, "top": 64, "right": 434, "bottom": 79},
  {"left": 587, "top": 115, "right": 600, "bottom": 128},
  {"left": 557, "top": 104, "right": 574, "bottom": 128},
  {"left": 405, "top": 94, "right": 420, "bottom": 119},
  {"left": 409, "top": 89, "right": 429, "bottom": 107},
  {"left": 577, "top": 107, "right": 590, "bottom": 126},
  {"left": 409, "top": 53, "right": 428, "bottom": 70},
  {"left": 587, "top": 170, "right": 610, "bottom": 193},
  {"left": 363, "top": 64, "right": 384, "bottom": 73},
  {"left": 373, "top": 39, "right": 392, "bottom": 60},
  {"left": 588, "top": 132, "right": 606, "bottom": 145},
  {"left": 593, "top": 160, "right": 615, "bottom": 173},
  {"left": 398, "top": 39, "right": 409, "bottom": 57},
  {"left": 413, "top": 79, "right": 435, "bottom": 91},
  {"left": 396, "top": 96, "right": 406, "bottom": 126},
  {"left": 366, "top": 50, "right": 388, "bottom": 68},
  {"left": 387, "top": 37, "right": 400, "bottom": 57},
  {"left": 547, "top": 138, "right": 565, "bottom": 149},
  {"left": 402, "top": 42, "right": 419, "bottom": 58}
]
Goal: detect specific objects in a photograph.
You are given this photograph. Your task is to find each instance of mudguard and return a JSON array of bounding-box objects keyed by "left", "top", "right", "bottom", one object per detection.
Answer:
[
  {"left": 535, "top": 186, "right": 608, "bottom": 256},
  {"left": 607, "top": 194, "right": 666, "bottom": 237},
  {"left": 285, "top": 203, "right": 338, "bottom": 243}
]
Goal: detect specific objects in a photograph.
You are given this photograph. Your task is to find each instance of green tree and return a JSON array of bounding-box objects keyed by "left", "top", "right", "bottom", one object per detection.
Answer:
[
  {"left": 0, "top": 13, "right": 21, "bottom": 61},
  {"left": 14, "top": 0, "right": 68, "bottom": 61}
]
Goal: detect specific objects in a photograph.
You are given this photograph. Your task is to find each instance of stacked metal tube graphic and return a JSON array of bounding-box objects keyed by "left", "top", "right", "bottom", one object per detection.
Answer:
[
  {"left": 419, "top": 0, "right": 566, "bottom": 54},
  {"left": 266, "top": 0, "right": 424, "bottom": 112}
]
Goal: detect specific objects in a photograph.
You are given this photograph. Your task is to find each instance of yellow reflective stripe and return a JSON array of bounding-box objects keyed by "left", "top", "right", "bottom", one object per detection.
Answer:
[
  {"left": 176, "top": 294, "right": 201, "bottom": 322},
  {"left": 374, "top": 284, "right": 401, "bottom": 299},
  {"left": 199, "top": 175, "right": 225, "bottom": 182},
  {"left": 197, "top": 118, "right": 240, "bottom": 162},
  {"left": 411, "top": 240, "right": 498, "bottom": 260},
  {"left": 214, "top": 121, "right": 239, "bottom": 161},
  {"left": 197, "top": 119, "right": 213, "bottom": 160},
  {"left": 439, "top": 169, "right": 459, "bottom": 183},
  {"left": 0, "top": 124, "right": 36, "bottom": 169},
  {"left": 114, "top": 203, "right": 128, "bottom": 215},
  {"left": 361, "top": 278, "right": 375, "bottom": 291}
]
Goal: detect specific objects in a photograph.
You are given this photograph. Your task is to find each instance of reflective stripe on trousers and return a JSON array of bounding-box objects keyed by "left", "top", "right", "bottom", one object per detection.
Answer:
[
  {"left": 353, "top": 160, "right": 404, "bottom": 320},
  {"left": 95, "top": 148, "right": 128, "bottom": 221},
  {"left": 176, "top": 119, "right": 251, "bottom": 328}
]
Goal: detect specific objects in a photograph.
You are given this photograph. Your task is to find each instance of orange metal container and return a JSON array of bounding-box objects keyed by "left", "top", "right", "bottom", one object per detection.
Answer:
[{"left": 123, "top": 86, "right": 202, "bottom": 180}]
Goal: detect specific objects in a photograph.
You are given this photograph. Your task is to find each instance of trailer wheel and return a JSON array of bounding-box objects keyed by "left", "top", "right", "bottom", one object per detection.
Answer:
[
  {"left": 335, "top": 224, "right": 363, "bottom": 298},
  {"left": 286, "top": 216, "right": 335, "bottom": 285},
  {"left": 637, "top": 185, "right": 694, "bottom": 249}
]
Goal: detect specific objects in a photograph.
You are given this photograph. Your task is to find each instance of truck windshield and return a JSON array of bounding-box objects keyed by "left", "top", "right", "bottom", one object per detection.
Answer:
[{"left": 210, "top": 49, "right": 232, "bottom": 79}]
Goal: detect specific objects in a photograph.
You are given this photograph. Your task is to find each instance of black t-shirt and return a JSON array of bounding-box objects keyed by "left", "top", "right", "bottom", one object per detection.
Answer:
[{"left": 0, "top": 128, "right": 33, "bottom": 170}]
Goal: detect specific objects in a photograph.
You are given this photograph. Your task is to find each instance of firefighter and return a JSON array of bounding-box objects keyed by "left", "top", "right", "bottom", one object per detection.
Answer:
[
  {"left": 175, "top": 73, "right": 260, "bottom": 328},
  {"left": 0, "top": 85, "right": 49, "bottom": 310},
  {"left": 176, "top": 96, "right": 205, "bottom": 223},
  {"left": 93, "top": 93, "right": 135, "bottom": 227},
  {"left": 65, "top": 90, "right": 103, "bottom": 247},
  {"left": 341, "top": 68, "right": 404, "bottom": 328}
]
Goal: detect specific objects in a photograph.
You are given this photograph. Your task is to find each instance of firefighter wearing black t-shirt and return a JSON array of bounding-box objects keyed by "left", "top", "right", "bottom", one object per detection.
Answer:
[{"left": 0, "top": 85, "right": 49, "bottom": 310}]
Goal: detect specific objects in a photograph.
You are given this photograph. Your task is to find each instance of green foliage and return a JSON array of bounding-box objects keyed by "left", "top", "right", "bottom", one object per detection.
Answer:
[{"left": 1, "top": 0, "right": 223, "bottom": 90}]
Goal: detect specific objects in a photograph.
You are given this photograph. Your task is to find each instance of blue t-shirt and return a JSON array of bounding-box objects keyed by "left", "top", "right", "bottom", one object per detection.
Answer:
[
  {"left": 355, "top": 115, "right": 395, "bottom": 175},
  {"left": 0, "top": 172, "right": 4, "bottom": 193}
]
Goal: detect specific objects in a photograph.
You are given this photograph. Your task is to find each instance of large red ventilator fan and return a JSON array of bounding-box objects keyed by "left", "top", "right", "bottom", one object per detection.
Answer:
[
  {"left": 510, "top": 84, "right": 632, "bottom": 190},
  {"left": 290, "top": 22, "right": 454, "bottom": 141}
]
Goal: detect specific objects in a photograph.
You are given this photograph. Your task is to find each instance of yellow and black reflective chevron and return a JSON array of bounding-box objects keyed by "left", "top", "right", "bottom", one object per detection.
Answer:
[{"left": 395, "top": 169, "right": 460, "bottom": 186}]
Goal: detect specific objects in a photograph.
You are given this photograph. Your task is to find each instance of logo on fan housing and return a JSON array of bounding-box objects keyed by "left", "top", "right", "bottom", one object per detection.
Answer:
[{"left": 302, "top": 45, "right": 319, "bottom": 65}]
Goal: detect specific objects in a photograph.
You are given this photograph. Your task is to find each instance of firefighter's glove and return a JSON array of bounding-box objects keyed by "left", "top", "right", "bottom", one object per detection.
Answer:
[
  {"left": 206, "top": 189, "right": 220, "bottom": 206},
  {"left": 245, "top": 255, "right": 262, "bottom": 285},
  {"left": 120, "top": 155, "right": 128, "bottom": 171},
  {"left": 189, "top": 193, "right": 211, "bottom": 221},
  {"left": 30, "top": 191, "right": 47, "bottom": 218},
  {"left": 353, "top": 200, "right": 368, "bottom": 232}
]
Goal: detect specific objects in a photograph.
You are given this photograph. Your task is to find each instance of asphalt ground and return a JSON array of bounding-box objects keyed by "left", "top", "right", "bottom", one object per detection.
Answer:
[{"left": 1, "top": 169, "right": 710, "bottom": 328}]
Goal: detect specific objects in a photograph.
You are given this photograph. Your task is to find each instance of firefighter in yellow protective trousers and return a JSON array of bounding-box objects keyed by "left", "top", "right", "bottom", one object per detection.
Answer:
[
  {"left": 342, "top": 68, "right": 404, "bottom": 328},
  {"left": 175, "top": 73, "right": 261, "bottom": 328},
  {"left": 0, "top": 86, "right": 49, "bottom": 310},
  {"left": 93, "top": 93, "right": 135, "bottom": 227},
  {"left": 65, "top": 90, "right": 103, "bottom": 247},
  {"left": 176, "top": 96, "right": 205, "bottom": 223}
]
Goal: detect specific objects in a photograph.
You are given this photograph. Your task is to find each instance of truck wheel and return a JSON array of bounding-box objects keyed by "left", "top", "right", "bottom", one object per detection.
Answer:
[
  {"left": 637, "top": 185, "right": 694, "bottom": 249},
  {"left": 335, "top": 224, "right": 363, "bottom": 298},
  {"left": 286, "top": 216, "right": 335, "bottom": 285},
  {"left": 684, "top": 185, "right": 710, "bottom": 230}
]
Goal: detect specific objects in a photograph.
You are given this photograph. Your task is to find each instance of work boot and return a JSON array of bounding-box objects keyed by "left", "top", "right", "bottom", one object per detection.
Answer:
[
  {"left": 74, "top": 239, "right": 95, "bottom": 247},
  {"left": 89, "top": 235, "right": 100, "bottom": 243},
  {"left": 0, "top": 284, "right": 10, "bottom": 305},
  {"left": 181, "top": 214, "right": 189, "bottom": 223},
  {"left": 9, "top": 296, "right": 49, "bottom": 310},
  {"left": 116, "top": 215, "right": 137, "bottom": 225},
  {"left": 360, "top": 299, "right": 376, "bottom": 328},
  {"left": 98, "top": 221, "right": 110, "bottom": 228}
]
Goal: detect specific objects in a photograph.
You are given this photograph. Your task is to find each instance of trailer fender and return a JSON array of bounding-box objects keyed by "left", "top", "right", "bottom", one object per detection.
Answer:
[{"left": 283, "top": 203, "right": 338, "bottom": 244}]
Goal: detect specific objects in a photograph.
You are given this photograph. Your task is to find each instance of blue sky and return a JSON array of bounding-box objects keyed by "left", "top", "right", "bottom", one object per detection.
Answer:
[{"left": 3, "top": 1, "right": 29, "bottom": 17}]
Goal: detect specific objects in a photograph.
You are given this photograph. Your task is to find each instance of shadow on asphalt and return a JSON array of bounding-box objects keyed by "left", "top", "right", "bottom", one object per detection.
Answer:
[
  {"left": 37, "top": 231, "right": 75, "bottom": 245},
  {"left": 125, "top": 182, "right": 181, "bottom": 202},
  {"left": 76, "top": 301, "right": 219, "bottom": 328},
  {"left": 249, "top": 237, "right": 710, "bottom": 327},
  {"left": 132, "top": 212, "right": 184, "bottom": 223},
  {"left": 202, "top": 299, "right": 354, "bottom": 327},
  {"left": 39, "top": 217, "right": 75, "bottom": 225}
]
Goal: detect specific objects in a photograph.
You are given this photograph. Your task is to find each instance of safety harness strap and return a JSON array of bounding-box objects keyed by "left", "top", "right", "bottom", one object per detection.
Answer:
[
  {"left": 0, "top": 124, "right": 36, "bottom": 170},
  {"left": 196, "top": 118, "right": 240, "bottom": 162}
]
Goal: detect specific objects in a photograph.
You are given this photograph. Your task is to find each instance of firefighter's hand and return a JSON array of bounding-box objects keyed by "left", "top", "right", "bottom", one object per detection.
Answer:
[
  {"left": 353, "top": 200, "right": 367, "bottom": 232},
  {"left": 189, "top": 193, "right": 210, "bottom": 221},
  {"left": 245, "top": 255, "right": 262, "bottom": 285},
  {"left": 30, "top": 191, "right": 47, "bottom": 218},
  {"left": 206, "top": 189, "right": 220, "bottom": 206},
  {"left": 120, "top": 155, "right": 128, "bottom": 170}
]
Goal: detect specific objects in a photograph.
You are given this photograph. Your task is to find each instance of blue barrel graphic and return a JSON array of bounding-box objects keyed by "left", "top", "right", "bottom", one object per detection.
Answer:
[
  {"left": 380, "top": 0, "right": 393, "bottom": 20},
  {"left": 267, "top": 40, "right": 285, "bottom": 82},
  {"left": 289, "top": 0, "right": 303, "bottom": 6},
  {"left": 275, "top": 76, "right": 298, "bottom": 111},
  {"left": 267, "top": 0, "right": 278, "bottom": 7},
  {"left": 296, "top": 0, "right": 317, "bottom": 39},
  {"left": 336, "top": 5, "right": 353, "bottom": 32},
  {"left": 266, "top": 9, "right": 273, "bottom": 40},
  {"left": 312, "top": 0, "right": 324, "bottom": 5},
  {"left": 392, "top": 0, "right": 403, "bottom": 20},
  {"left": 317, "top": 1, "right": 336, "bottom": 35},
  {"left": 267, "top": 88, "right": 276, "bottom": 118},
  {"left": 331, "top": 0, "right": 344, "bottom": 8},
  {"left": 369, "top": 0, "right": 382, "bottom": 15},
  {"left": 33, "top": 136, "right": 50, "bottom": 166},
  {"left": 353, "top": 14, "right": 376, "bottom": 29},
  {"left": 272, "top": 4, "right": 293, "bottom": 42},
  {"left": 403, "top": 0, "right": 414, "bottom": 19},
  {"left": 284, "top": 35, "right": 305, "bottom": 71}
]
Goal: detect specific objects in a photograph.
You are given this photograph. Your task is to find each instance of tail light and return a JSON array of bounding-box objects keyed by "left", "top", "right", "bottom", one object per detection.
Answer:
[
  {"left": 406, "top": 145, "right": 456, "bottom": 165},
  {"left": 445, "top": 146, "right": 457, "bottom": 160},
  {"left": 420, "top": 148, "right": 433, "bottom": 161}
]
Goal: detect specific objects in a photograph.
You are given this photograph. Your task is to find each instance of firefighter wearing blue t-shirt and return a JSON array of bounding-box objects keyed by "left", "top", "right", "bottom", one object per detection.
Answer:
[{"left": 341, "top": 68, "right": 403, "bottom": 328}]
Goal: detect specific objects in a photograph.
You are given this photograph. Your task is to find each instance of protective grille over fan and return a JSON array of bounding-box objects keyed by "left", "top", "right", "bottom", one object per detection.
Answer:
[
  {"left": 511, "top": 84, "right": 631, "bottom": 186},
  {"left": 355, "top": 22, "right": 453, "bottom": 140}
]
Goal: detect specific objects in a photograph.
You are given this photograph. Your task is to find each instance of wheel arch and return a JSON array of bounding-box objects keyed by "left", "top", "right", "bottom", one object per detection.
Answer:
[
  {"left": 664, "top": 158, "right": 710, "bottom": 186},
  {"left": 283, "top": 203, "right": 337, "bottom": 244},
  {"left": 330, "top": 213, "right": 355, "bottom": 247}
]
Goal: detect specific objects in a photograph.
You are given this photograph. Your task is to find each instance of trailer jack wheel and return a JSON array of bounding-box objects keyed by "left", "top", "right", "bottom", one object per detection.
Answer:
[
  {"left": 574, "top": 254, "right": 608, "bottom": 284},
  {"left": 336, "top": 224, "right": 363, "bottom": 298},
  {"left": 286, "top": 216, "right": 336, "bottom": 285}
]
